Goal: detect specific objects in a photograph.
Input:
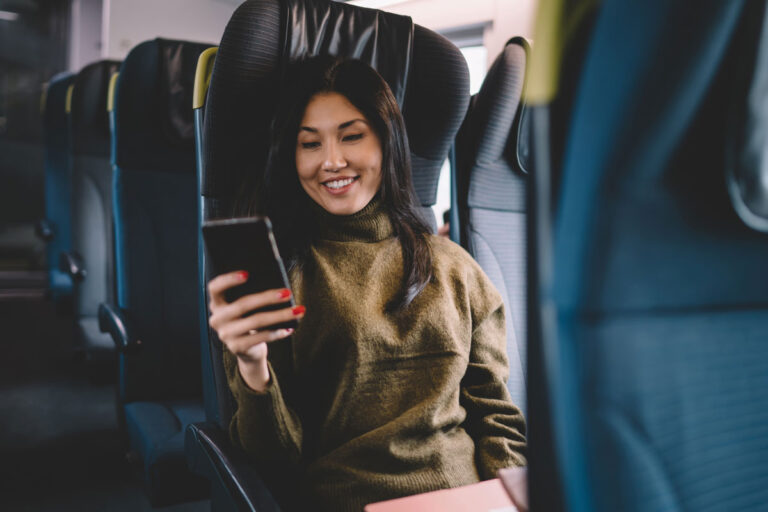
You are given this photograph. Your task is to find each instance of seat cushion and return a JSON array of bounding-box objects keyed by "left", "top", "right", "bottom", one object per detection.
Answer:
[{"left": 124, "top": 401, "right": 209, "bottom": 506}]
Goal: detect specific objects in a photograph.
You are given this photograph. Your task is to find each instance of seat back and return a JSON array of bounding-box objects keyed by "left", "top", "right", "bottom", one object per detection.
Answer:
[
  {"left": 199, "top": 0, "right": 469, "bottom": 427},
  {"left": 111, "top": 39, "right": 211, "bottom": 404},
  {"left": 69, "top": 60, "right": 121, "bottom": 319},
  {"left": 42, "top": 72, "right": 75, "bottom": 299},
  {"left": 455, "top": 38, "right": 529, "bottom": 412},
  {"left": 544, "top": 2, "right": 768, "bottom": 511}
]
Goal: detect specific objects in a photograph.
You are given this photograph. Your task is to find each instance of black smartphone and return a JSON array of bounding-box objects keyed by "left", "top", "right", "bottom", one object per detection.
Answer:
[{"left": 202, "top": 216, "right": 298, "bottom": 329}]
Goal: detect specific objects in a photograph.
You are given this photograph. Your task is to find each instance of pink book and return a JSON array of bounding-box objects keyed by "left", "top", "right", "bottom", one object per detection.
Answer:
[{"left": 364, "top": 479, "right": 518, "bottom": 512}]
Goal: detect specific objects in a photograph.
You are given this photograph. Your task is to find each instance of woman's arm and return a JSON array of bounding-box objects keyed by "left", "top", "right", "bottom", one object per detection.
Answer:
[
  {"left": 207, "top": 271, "right": 306, "bottom": 468},
  {"left": 224, "top": 351, "right": 304, "bottom": 467},
  {"left": 460, "top": 299, "right": 527, "bottom": 480}
]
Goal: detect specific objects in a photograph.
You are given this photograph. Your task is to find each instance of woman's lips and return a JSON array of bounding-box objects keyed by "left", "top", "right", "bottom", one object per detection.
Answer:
[{"left": 321, "top": 176, "right": 359, "bottom": 195}]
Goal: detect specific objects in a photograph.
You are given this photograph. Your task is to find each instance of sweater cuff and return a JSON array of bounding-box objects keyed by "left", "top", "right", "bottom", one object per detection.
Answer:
[{"left": 233, "top": 360, "right": 281, "bottom": 400}]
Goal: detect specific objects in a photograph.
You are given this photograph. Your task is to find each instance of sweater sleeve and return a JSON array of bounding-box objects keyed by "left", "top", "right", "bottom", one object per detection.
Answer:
[
  {"left": 224, "top": 350, "right": 303, "bottom": 468},
  {"left": 460, "top": 294, "right": 528, "bottom": 479}
]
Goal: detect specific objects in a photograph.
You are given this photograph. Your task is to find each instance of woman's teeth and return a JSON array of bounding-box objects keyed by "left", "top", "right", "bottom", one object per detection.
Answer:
[{"left": 324, "top": 178, "right": 355, "bottom": 189}]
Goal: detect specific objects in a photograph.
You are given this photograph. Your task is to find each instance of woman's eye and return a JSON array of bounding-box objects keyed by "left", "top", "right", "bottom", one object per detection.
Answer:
[
  {"left": 343, "top": 133, "right": 363, "bottom": 142},
  {"left": 301, "top": 141, "right": 320, "bottom": 149}
]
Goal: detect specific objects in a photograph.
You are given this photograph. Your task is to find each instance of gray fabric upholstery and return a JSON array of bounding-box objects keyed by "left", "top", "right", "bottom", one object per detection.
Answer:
[
  {"left": 70, "top": 154, "right": 114, "bottom": 355},
  {"left": 468, "top": 210, "right": 526, "bottom": 409},
  {"left": 456, "top": 39, "right": 528, "bottom": 411},
  {"left": 71, "top": 155, "right": 114, "bottom": 316},
  {"left": 68, "top": 60, "right": 120, "bottom": 360}
]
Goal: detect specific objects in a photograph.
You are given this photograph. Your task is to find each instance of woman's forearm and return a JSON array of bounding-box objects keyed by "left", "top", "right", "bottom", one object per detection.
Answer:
[{"left": 238, "top": 357, "right": 271, "bottom": 393}]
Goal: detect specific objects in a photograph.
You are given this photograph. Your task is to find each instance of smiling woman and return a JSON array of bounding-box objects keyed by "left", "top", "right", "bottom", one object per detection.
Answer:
[
  {"left": 295, "top": 92, "right": 383, "bottom": 215},
  {"left": 208, "top": 56, "right": 526, "bottom": 512}
]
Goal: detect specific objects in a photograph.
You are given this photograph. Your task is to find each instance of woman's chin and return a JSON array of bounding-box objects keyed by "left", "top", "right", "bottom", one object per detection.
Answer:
[{"left": 319, "top": 197, "right": 367, "bottom": 216}]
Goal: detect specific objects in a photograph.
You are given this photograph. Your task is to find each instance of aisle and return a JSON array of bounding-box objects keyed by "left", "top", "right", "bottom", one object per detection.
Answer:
[{"left": 0, "top": 296, "right": 209, "bottom": 511}]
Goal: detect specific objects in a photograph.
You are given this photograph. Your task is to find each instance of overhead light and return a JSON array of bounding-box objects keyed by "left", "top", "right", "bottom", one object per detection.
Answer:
[
  {"left": 345, "top": 0, "right": 408, "bottom": 9},
  {"left": 0, "top": 10, "right": 19, "bottom": 21}
]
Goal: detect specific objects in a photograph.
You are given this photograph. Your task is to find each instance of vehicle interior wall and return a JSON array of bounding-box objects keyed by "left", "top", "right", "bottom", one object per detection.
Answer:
[{"left": 101, "top": 0, "right": 238, "bottom": 60}]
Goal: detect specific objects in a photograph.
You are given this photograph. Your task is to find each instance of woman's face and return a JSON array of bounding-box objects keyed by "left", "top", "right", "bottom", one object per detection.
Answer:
[{"left": 296, "top": 92, "right": 383, "bottom": 216}]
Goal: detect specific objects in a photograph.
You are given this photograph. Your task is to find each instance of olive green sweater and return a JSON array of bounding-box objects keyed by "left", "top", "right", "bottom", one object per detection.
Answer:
[{"left": 225, "top": 199, "right": 526, "bottom": 511}]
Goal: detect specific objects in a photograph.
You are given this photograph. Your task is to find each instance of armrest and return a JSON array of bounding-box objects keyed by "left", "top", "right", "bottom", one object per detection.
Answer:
[
  {"left": 59, "top": 251, "right": 86, "bottom": 282},
  {"left": 35, "top": 220, "right": 54, "bottom": 241},
  {"left": 98, "top": 303, "right": 142, "bottom": 354},
  {"left": 185, "top": 422, "right": 281, "bottom": 512}
]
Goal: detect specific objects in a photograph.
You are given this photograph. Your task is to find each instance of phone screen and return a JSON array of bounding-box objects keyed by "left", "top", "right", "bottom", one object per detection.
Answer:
[{"left": 202, "top": 216, "right": 297, "bottom": 329}]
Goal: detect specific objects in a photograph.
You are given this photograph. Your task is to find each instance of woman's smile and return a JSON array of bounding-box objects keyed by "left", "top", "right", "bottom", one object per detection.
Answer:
[
  {"left": 296, "top": 92, "right": 383, "bottom": 215},
  {"left": 322, "top": 175, "right": 360, "bottom": 193}
]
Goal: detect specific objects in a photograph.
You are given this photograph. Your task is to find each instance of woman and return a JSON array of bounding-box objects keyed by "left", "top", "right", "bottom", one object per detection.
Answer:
[{"left": 207, "top": 56, "right": 526, "bottom": 511}]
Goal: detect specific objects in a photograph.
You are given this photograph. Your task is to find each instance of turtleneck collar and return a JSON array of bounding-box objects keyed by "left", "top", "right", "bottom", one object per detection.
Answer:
[{"left": 308, "top": 195, "right": 395, "bottom": 242}]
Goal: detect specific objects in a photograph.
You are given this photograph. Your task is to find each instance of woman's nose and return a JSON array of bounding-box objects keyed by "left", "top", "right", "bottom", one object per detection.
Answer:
[{"left": 321, "top": 141, "right": 346, "bottom": 172}]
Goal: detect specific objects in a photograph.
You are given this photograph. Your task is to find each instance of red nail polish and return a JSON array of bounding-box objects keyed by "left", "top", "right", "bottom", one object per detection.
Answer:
[
  {"left": 237, "top": 271, "right": 249, "bottom": 281},
  {"left": 292, "top": 305, "right": 306, "bottom": 316},
  {"left": 279, "top": 288, "right": 291, "bottom": 298}
]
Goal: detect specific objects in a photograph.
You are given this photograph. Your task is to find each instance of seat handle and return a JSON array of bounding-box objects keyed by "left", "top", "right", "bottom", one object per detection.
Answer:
[
  {"left": 185, "top": 422, "right": 281, "bottom": 512},
  {"left": 35, "top": 219, "right": 54, "bottom": 241},
  {"left": 98, "top": 303, "right": 142, "bottom": 354},
  {"left": 59, "top": 251, "right": 86, "bottom": 282}
]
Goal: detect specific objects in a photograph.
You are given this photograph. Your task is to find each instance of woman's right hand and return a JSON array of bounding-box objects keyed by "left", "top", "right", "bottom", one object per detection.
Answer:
[{"left": 207, "top": 270, "right": 305, "bottom": 391}]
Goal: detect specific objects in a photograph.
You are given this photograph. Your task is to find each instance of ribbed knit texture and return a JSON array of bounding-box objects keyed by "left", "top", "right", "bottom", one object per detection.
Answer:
[{"left": 225, "top": 199, "right": 526, "bottom": 511}]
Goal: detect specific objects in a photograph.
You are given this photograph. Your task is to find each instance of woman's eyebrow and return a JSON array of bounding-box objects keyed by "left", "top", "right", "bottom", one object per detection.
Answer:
[
  {"left": 299, "top": 119, "right": 366, "bottom": 133},
  {"left": 338, "top": 119, "right": 366, "bottom": 129}
]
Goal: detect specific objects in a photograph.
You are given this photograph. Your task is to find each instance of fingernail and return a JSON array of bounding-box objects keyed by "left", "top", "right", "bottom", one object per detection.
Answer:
[
  {"left": 278, "top": 288, "right": 291, "bottom": 299},
  {"left": 285, "top": 328, "right": 294, "bottom": 334},
  {"left": 292, "top": 305, "right": 306, "bottom": 316},
  {"left": 237, "top": 271, "right": 249, "bottom": 280}
]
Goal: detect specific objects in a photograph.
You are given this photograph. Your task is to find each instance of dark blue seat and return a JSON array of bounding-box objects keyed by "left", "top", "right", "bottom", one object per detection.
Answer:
[
  {"left": 98, "top": 38, "right": 212, "bottom": 507},
  {"left": 62, "top": 59, "right": 121, "bottom": 364},
  {"left": 40, "top": 72, "right": 76, "bottom": 305},
  {"left": 530, "top": 1, "right": 768, "bottom": 511},
  {"left": 186, "top": 0, "right": 469, "bottom": 509},
  {"left": 455, "top": 38, "right": 530, "bottom": 412}
]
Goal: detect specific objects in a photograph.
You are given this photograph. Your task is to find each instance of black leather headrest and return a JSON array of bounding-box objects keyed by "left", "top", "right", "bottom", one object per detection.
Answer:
[
  {"left": 456, "top": 37, "right": 529, "bottom": 212},
  {"left": 70, "top": 60, "right": 121, "bottom": 157},
  {"left": 113, "top": 38, "right": 212, "bottom": 174},
  {"left": 44, "top": 72, "right": 75, "bottom": 150},
  {"left": 202, "top": 0, "right": 469, "bottom": 211}
]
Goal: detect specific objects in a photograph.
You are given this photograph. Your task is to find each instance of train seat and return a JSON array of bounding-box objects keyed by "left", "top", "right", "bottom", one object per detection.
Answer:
[
  {"left": 40, "top": 72, "right": 76, "bottom": 305},
  {"left": 61, "top": 59, "right": 121, "bottom": 364},
  {"left": 540, "top": 2, "right": 768, "bottom": 510},
  {"left": 98, "top": 39, "right": 212, "bottom": 506},
  {"left": 186, "top": 0, "right": 469, "bottom": 508},
  {"left": 455, "top": 38, "right": 530, "bottom": 413}
]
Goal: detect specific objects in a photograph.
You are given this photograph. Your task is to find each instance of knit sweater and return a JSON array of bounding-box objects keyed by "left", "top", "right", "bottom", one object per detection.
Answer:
[{"left": 224, "top": 198, "right": 526, "bottom": 511}]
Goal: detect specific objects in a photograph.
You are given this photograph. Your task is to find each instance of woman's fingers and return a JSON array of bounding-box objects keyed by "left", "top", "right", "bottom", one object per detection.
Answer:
[
  {"left": 225, "top": 327, "right": 295, "bottom": 359},
  {"left": 209, "top": 287, "right": 294, "bottom": 329},
  {"left": 216, "top": 305, "right": 305, "bottom": 342},
  {"left": 207, "top": 270, "right": 249, "bottom": 308}
]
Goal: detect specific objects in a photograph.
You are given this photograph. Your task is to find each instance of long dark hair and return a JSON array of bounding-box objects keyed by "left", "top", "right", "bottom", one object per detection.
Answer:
[{"left": 235, "top": 56, "right": 432, "bottom": 310}]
